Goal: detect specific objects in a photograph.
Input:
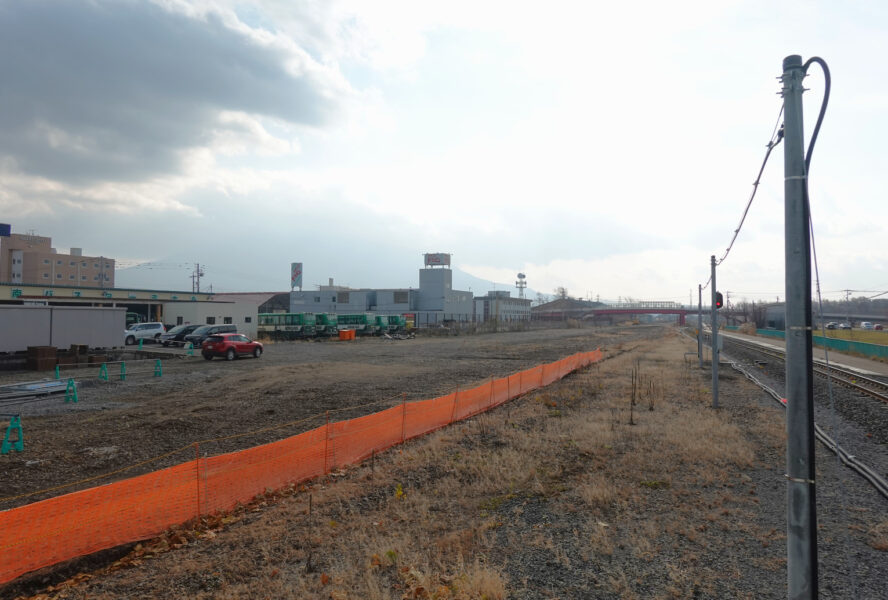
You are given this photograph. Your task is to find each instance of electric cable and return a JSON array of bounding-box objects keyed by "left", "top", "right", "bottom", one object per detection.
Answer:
[
  {"left": 803, "top": 56, "right": 859, "bottom": 596},
  {"left": 700, "top": 103, "right": 785, "bottom": 291}
]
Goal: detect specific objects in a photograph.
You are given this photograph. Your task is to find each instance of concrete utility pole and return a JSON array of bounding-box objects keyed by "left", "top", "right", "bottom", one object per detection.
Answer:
[
  {"left": 710, "top": 255, "right": 718, "bottom": 408},
  {"left": 782, "top": 54, "right": 817, "bottom": 600},
  {"left": 698, "top": 284, "right": 703, "bottom": 368}
]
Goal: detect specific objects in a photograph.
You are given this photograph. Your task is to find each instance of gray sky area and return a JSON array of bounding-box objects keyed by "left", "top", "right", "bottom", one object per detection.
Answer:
[{"left": 1, "top": 0, "right": 886, "bottom": 302}]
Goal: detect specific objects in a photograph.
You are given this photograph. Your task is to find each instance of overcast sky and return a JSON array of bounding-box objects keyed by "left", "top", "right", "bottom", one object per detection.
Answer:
[{"left": 1, "top": 0, "right": 886, "bottom": 303}]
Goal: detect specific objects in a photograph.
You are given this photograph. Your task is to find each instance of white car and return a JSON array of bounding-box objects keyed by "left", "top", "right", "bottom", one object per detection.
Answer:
[
  {"left": 124, "top": 322, "right": 166, "bottom": 345},
  {"left": 860, "top": 322, "right": 874, "bottom": 330}
]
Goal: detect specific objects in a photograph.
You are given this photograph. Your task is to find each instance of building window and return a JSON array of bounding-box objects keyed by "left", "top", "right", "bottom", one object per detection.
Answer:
[
  {"left": 244, "top": 316, "right": 252, "bottom": 323},
  {"left": 176, "top": 316, "right": 183, "bottom": 325},
  {"left": 42, "top": 273, "right": 49, "bottom": 278},
  {"left": 206, "top": 317, "right": 216, "bottom": 324},
  {"left": 314, "top": 296, "right": 320, "bottom": 302},
  {"left": 43, "top": 259, "right": 49, "bottom": 264},
  {"left": 70, "top": 261, "right": 76, "bottom": 266},
  {"left": 57, "top": 260, "right": 62, "bottom": 265},
  {"left": 56, "top": 273, "right": 62, "bottom": 279},
  {"left": 93, "top": 276, "right": 98, "bottom": 280},
  {"left": 81, "top": 275, "right": 87, "bottom": 280},
  {"left": 105, "top": 263, "right": 111, "bottom": 269},
  {"left": 94, "top": 263, "right": 99, "bottom": 268},
  {"left": 223, "top": 317, "right": 233, "bottom": 324},
  {"left": 69, "top": 274, "right": 75, "bottom": 280},
  {"left": 81, "top": 261, "right": 87, "bottom": 267},
  {"left": 394, "top": 291, "right": 408, "bottom": 304}
]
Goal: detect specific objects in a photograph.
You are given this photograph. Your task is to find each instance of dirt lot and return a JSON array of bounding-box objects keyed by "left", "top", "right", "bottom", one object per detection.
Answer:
[
  {"left": 4, "top": 327, "right": 886, "bottom": 599},
  {"left": 1, "top": 325, "right": 645, "bottom": 508}
]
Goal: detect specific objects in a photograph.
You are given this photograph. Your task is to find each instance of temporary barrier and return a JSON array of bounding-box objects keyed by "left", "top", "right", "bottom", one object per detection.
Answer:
[{"left": 0, "top": 349, "right": 602, "bottom": 584}]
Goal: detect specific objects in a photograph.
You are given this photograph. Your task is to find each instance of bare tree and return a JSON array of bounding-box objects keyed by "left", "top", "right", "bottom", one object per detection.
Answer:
[{"left": 554, "top": 287, "right": 569, "bottom": 300}]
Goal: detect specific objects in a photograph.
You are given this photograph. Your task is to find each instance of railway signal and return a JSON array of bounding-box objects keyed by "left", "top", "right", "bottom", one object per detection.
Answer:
[{"left": 715, "top": 292, "right": 724, "bottom": 309}]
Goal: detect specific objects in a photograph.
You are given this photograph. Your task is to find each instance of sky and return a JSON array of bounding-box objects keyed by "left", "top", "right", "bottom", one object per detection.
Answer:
[{"left": 1, "top": 0, "right": 887, "bottom": 304}]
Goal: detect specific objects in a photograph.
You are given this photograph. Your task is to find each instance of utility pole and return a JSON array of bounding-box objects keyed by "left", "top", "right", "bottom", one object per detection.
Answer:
[
  {"left": 782, "top": 54, "right": 817, "bottom": 600},
  {"left": 710, "top": 255, "right": 718, "bottom": 408},
  {"left": 697, "top": 284, "right": 703, "bottom": 368},
  {"left": 191, "top": 263, "right": 204, "bottom": 294}
]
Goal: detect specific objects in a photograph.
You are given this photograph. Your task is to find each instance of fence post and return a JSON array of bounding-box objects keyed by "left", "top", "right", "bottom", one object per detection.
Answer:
[
  {"left": 54, "top": 365, "right": 60, "bottom": 380},
  {"left": 324, "top": 411, "right": 330, "bottom": 474},
  {"left": 98, "top": 363, "right": 108, "bottom": 382},
  {"left": 488, "top": 377, "right": 494, "bottom": 409},
  {"left": 194, "top": 442, "right": 201, "bottom": 518},
  {"left": 451, "top": 387, "right": 460, "bottom": 423},
  {"left": 65, "top": 378, "right": 78, "bottom": 403},
  {"left": 154, "top": 359, "right": 162, "bottom": 377},
  {"left": 400, "top": 395, "right": 407, "bottom": 444},
  {"left": 120, "top": 362, "right": 126, "bottom": 381}
]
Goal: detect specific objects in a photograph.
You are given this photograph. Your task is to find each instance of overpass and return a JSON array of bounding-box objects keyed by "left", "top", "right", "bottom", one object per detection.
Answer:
[{"left": 531, "top": 300, "right": 744, "bottom": 326}]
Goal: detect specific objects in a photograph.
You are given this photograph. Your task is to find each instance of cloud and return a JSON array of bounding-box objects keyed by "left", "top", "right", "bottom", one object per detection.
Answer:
[{"left": 0, "top": 0, "right": 348, "bottom": 189}]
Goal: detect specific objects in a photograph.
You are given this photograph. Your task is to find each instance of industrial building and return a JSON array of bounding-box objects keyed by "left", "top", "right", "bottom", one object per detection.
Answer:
[
  {"left": 0, "top": 228, "right": 115, "bottom": 288},
  {"left": 474, "top": 290, "right": 532, "bottom": 322},
  {"left": 289, "top": 254, "right": 475, "bottom": 325}
]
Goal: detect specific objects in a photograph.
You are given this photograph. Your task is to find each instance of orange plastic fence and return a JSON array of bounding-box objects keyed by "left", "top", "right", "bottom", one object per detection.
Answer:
[{"left": 0, "top": 349, "right": 602, "bottom": 584}]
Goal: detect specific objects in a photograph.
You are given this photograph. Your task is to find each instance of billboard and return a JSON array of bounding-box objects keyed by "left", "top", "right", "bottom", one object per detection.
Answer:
[
  {"left": 0, "top": 223, "right": 10, "bottom": 237},
  {"left": 290, "top": 262, "right": 303, "bottom": 289},
  {"left": 423, "top": 253, "right": 451, "bottom": 267}
]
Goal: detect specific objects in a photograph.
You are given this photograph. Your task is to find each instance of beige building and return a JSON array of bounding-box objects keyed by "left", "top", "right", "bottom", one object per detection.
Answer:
[{"left": 0, "top": 232, "right": 115, "bottom": 288}]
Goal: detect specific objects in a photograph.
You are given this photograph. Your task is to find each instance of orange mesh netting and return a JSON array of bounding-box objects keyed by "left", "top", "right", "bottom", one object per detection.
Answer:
[{"left": 0, "top": 349, "right": 602, "bottom": 584}]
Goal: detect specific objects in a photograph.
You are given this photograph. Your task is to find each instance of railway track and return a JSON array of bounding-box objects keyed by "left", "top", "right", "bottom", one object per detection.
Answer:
[
  {"left": 723, "top": 335, "right": 888, "bottom": 405},
  {"left": 688, "top": 330, "right": 888, "bottom": 500}
]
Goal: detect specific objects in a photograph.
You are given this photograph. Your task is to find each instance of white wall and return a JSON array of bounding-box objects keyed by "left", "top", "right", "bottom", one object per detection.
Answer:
[
  {"left": 162, "top": 300, "right": 258, "bottom": 337},
  {"left": 0, "top": 306, "right": 125, "bottom": 352}
]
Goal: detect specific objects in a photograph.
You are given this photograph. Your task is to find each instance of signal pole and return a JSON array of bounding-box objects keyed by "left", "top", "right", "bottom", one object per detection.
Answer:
[
  {"left": 697, "top": 284, "right": 703, "bottom": 368},
  {"left": 710, "top": 255, "right": 718, "bottom": 408},
  {"left": 782, "top": 54, "right": 817, "bottom": 600}
]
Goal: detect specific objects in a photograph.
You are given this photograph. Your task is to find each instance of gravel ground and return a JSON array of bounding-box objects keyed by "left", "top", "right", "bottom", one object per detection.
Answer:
[{"left": 4, "top": 329, "right": 885, "bottom": 599}]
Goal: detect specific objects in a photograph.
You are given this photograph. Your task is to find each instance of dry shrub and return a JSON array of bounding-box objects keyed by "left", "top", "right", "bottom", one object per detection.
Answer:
[
  {"left": 869, "top": 519, "right": 888, "bottom": 551},
  {"left": 576, "top": 474, "right": 617, "bottom": 511},
  {"left": 738, "top": 322, "right": 757, "bottom": 335}
]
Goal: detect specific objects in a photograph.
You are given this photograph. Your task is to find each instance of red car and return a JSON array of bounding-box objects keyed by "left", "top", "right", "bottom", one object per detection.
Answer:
[{"left": 201, "top": 333, "right": 263, "bottom": 361}]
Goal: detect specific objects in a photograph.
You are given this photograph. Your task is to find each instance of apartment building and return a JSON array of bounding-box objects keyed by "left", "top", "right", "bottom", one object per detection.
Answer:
[{"left": 0, "top": 231, "right": 115, "bottom": 288}]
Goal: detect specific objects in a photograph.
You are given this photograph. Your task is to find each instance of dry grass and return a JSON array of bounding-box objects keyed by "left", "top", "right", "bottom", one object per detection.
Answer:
[{"left": 21, "top": 330, "right": 864, "bottom": 599}]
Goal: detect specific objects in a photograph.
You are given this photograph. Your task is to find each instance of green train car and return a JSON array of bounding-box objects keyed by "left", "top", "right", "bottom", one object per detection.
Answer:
[
  {"left": 336, "top": 313, "right": 378, "bottom": 335},
  {"left": 315, "top": 313, "right": 339, "bottom": 336},
  {"left": 258, "top": 312, "right": 408, "bottom": 339},
  {"left": 257, "top": 312, "right": 317, "bottom": 339},
  {"left": 375, "top": 314, "right": 407, "bottom": 334}
]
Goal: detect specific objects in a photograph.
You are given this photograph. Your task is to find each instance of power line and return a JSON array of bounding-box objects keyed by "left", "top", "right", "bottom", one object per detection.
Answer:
[{"left": 701, "top": 102, "right": 785, "bottom": 290}]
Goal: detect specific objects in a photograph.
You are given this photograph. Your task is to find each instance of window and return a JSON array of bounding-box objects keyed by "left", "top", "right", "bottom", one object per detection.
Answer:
[
  {"left": 94, "top": 263, "right": 99, "bottom": 268},
  {"left": 81, "top": 275, "right": 87, "bottom": 280},
  {"left": 337, "top": 292, "right": 350, "bottom": 304},
  {"left": 70, "top": 261, "right": 76, "bottom": 266},
  {"left": 223, "top": 317, "right": 233, "bottom": 324},
  {"left": 43, "top": 259, "right": 49, "bottom": 264},
  {"left": 81, "top": 261, "right": 87, "bottom": 267},
  {"left": 93, "top": 276, "right": 98, "bottom": 280},
  {"left": 69, "top": 274, "right": 75, "bottom": 280},
  {"left": 176, "top": 316, "right": 183, "bottom": 325},
  {"left": 105, "top": 263, "right": 111, "bottom": 269},
  {"left": 206, "top": 317, "right": 216, "bottom": 324},
  {"left": 42, "top": 273, "right": 49, "bottom": 278},
  {"left": 314, "top": 296, "right": 321, "bottom": 302},
  {"left": 244, "top": 316, "right": 252, "bottom": 323},
  {"left": 394, "top": 291, "right": 408, "bottom": 304},
  {"left": 57, "top": 260, "right": 62, "bottom": 265},
  {"left": 56, "top": 273, "right": 62, "bottom": 279}
]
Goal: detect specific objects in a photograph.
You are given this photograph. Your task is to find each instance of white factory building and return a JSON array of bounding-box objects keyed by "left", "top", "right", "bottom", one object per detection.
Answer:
[
  {"left": 473, "top": 290, "right": 532, "bottom": 322},
  {"left": 289, "top": 254, "right": 474, "bottom": 326}
]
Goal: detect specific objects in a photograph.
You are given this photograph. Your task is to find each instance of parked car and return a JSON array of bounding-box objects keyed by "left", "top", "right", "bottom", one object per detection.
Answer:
[
  {"left": 825, "top": 322, "right": 837, "bottom": 330},
  {"left": 184, "top": 324, "right": 237, "bottom": 348},
  {"left": 875, "top": 324, "right": 884, "bottom": 330},
  {"left": 159, "top": 324, "right": 201, "bottom": 347},
  {"left": 124, "top": 322, "right": 166, "bottom": 345},
  {"left": 860, "top": 322, "right": 874, "bottom": 330},
  {"left": 201, "top": 333, "right": 263, "bottom": 361},
  {"left": 839, "top": 322, "right": 852, "bottom": 330}
]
